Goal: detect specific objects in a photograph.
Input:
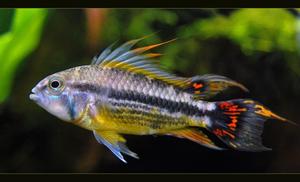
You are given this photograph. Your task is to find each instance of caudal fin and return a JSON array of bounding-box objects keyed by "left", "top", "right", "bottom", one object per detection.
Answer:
[{"left": 207, "top": 99, "right": 294, "bottom": 151}]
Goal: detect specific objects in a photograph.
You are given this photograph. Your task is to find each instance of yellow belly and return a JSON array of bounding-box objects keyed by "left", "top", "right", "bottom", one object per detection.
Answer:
[{"left": 88, "top": 106, "right": 194, "bottom": 135}]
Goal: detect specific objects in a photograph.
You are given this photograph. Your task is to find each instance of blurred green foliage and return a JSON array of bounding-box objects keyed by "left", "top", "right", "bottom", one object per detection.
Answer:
[
  {"left": 102, "top": 9, "right": 178, "bottom": 44},
  {"left": 0, "top": 9, "right": 47, "bottom": 103},
  {"left": 180, "top": 9, "right": 297, "bottom": 53},
  {"left": 100, "top": 9, "right": 300, "bottom": 75}
]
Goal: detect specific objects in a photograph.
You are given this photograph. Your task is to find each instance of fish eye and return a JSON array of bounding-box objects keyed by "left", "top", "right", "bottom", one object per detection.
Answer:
[
  {"left": 48, "top": 77, "right": 65, "bottom": 94},
  {"left": 50, "top": 80, "right": 60, "bottom": 89}
]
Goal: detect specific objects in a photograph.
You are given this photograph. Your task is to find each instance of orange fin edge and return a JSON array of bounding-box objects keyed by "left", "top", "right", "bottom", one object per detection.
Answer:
[{"left": 167, "top": 129, "right": 225, "bottom": 150}]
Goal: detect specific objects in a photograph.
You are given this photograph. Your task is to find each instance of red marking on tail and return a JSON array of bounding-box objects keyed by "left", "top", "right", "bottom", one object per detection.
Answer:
[
  {"left": 218, "top": 101, "right": 247, "bottom": 131},
  {"left": 219, "top": 102, "right": 233, "bottom": 110}
]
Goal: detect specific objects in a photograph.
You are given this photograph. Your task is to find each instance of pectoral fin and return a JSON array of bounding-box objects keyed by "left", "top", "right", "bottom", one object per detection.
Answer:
[{"left": 93, "top": 131, "right": 139, "bottom": 163}]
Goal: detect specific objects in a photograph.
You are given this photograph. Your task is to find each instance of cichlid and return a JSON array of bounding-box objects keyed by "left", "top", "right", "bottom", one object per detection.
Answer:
[{"left": 29, "top": 36, "right": 294, "bottom": 163}]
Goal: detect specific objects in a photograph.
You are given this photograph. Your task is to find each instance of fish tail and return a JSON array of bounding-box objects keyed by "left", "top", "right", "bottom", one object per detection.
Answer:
[{"left": 205, "top": 99, "right": 295, "bottom": 151}]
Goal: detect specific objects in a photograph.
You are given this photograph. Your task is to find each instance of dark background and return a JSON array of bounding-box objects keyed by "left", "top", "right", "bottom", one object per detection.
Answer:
[{"left": 0, "top": 9, "right": 300, "bottom": 173}]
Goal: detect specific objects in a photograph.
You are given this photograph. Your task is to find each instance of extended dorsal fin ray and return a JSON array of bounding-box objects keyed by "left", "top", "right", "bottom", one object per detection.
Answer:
[
  {"left": 92, "top": 33, "right": 159, "bottom": 65},
  {"left": 92, "top": 37, "right": 191, "bottom": 88}
]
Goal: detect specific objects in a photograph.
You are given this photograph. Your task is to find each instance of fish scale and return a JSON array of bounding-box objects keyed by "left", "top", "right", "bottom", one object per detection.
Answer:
[
  {"left": 108, "top": 106, "right": 187, "bottom": 132},
  {"left": 29, "top": 37, "right": 293, "bottom": 163},
  {"left": 63, "top": 66, "right": 208, "bottom": 130}
]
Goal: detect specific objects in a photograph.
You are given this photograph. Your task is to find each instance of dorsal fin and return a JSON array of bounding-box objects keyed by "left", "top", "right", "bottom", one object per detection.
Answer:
[
  {"left": 92, "top": 33, "right": 158, "bottom": 65},
  {"left": 184, "top": 74, "right": 249, "bottom": 100},
  {"left": 92, "top": 37, "right": 191, "bottom": 88},
  {"left": 92, "top": 36, "right": 250, "bottom": 99}
]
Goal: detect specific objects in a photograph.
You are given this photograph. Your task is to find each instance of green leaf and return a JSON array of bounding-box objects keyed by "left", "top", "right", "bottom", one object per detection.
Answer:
[{"left": 0, "top": 9, "right": 48, "bottom": 103}]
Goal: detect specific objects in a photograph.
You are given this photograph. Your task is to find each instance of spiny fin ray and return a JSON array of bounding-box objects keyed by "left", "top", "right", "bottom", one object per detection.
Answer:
[{"left": 92, "top": 36, "right": 190, "bottom": 88}]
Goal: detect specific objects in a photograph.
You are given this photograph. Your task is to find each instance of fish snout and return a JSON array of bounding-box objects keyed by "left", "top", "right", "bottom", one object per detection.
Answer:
[{"left": 29, "top": 87, "right": 39, "bottom": 101}]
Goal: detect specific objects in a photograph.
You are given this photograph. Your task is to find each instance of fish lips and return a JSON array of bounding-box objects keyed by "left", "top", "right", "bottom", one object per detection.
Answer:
[{"left": 29, "top": 87, "right": 40, "bottom": 102}]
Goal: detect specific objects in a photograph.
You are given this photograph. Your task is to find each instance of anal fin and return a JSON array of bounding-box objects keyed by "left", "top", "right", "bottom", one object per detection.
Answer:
[
  {"left": 168, "top": 128, "right": 224, "bottom": 150},
  {"left": 93, "top": 131, "right": 139, "bottom": 163}
]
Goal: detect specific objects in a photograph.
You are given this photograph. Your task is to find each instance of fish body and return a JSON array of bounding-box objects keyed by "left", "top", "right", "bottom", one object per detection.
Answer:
[
  {"left": 71, "top": 66, "right": 212, "bottom": 133},
  {"left": 30, "top": 37, "right": 293, "bottom": 163}
]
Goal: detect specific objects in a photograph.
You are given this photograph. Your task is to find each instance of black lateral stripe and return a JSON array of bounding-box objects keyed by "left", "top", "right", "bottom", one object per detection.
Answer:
[
  {"left": 72, "top": 83, "right": 103, "bottom": 94},
  {"left": 40, "top": 84, "right": 47, "bottom": 91},
  {"left": 71, "top": 83, "right": 204, "bottom": 116},
  {"left": 108, "top": 99, "right": 154, "bottom": 112},
  {"left": 110, "top": 90, "right": 203, "bottom": 116}
]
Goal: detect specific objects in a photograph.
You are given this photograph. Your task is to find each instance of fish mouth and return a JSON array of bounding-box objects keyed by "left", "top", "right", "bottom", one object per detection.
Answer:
[{"left": 29, "top": 88, "right": 39, "bottom": 101}]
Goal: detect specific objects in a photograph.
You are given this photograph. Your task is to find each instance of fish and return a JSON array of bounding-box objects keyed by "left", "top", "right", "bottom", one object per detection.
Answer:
[{"left": 29, "top": 36, "right": 295, "bottom": 163}]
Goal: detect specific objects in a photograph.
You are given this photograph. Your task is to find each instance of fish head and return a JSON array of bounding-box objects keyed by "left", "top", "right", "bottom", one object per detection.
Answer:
[{"left": 30, "top": 69, "right": 90, "bottom": 122}]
